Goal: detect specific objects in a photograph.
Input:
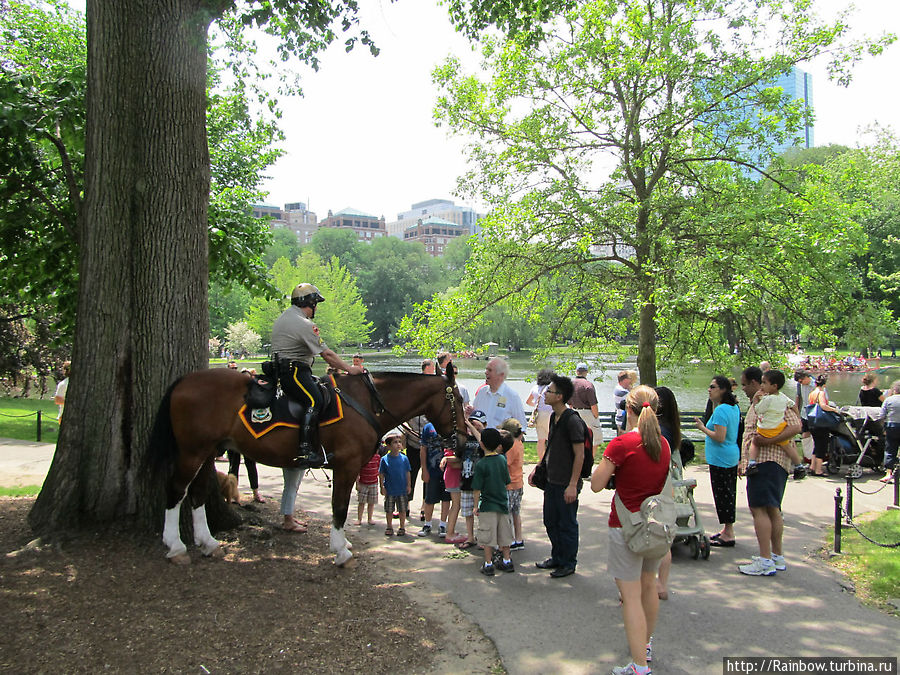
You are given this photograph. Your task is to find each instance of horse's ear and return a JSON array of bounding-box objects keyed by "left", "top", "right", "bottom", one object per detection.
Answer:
[{"left": 445, "top": 360, "right": 455, "bottom": 385}]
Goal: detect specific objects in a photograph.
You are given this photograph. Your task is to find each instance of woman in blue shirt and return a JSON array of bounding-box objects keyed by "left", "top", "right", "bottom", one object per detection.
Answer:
[{"left": 695, "top": 375, "right": 741, "bottom": 547}]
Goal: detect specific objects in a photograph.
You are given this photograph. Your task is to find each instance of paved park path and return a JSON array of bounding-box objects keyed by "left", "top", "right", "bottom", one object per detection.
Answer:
[{"left": 3, "top": 437, "right": 897, "bottom": 674}]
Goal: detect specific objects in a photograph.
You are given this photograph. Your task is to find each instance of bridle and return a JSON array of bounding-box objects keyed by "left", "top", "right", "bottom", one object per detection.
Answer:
[
  {"left": 336, "top": 373, "right": 463, "bottom": 452},
  {"left": 444, "top": 385, "right": 461, "bottom": 454}
]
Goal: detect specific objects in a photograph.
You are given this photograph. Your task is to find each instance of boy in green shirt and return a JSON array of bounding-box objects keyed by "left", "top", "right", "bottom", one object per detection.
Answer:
[{"left": 472, "top": 427, "right": 514, "bottom": 576}]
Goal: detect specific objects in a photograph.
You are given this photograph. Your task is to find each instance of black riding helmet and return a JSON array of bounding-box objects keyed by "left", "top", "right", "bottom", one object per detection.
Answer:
[{"left": 290, "top": 283, "right": 326, "bottom": 308}]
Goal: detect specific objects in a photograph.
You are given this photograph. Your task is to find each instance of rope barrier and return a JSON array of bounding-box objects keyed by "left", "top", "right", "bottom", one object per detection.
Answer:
[
  {"left": 849, "top": 480, "right": 893, "bottom": 496},
  {"left": 0, "top": 411, "right": 40, "bottom": 418},
  {"left": 839, "top": 504, "right": 900, "bottom": 549}
]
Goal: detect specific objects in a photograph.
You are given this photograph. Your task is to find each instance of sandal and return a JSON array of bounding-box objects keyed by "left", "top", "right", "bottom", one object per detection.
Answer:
[
  {"left": 282, "top": 520, "right": 307, "bottom": 533},
  {"left": 385, "top": 527, "right": 394, "bottom": 536},
  {"left": 253, "top": 493, "right": 266, "bottom": 503},
  {"left": 456, "top": 540, "right": 476, "bottom": 550},
  {"left": 397, "top": 527, "right": 406, "bottom": 536}
]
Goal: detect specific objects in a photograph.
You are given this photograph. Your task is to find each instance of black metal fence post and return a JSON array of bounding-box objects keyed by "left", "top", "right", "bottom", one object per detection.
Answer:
[
  {"left": 845, "top": 473, "right": 853, "bottom": 524},
  {"left": 833, "top": 488, "right": 842, "bottom": 554},
  {"left": 36, "top": 410, "right": 42, "bottom": 442},
  {"left": 893, "top": 466, "right": 899, "bottom": 511}
]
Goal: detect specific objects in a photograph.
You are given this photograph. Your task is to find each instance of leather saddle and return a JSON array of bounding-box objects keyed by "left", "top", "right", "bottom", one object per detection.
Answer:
[{"left": 240, "top": 371, "right": 339, "bottom": 438}]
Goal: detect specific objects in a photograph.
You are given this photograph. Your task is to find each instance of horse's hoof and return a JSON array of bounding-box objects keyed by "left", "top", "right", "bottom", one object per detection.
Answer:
[
  {"left": 169, "top": 553, "right": 191, "bottom": 566},
  {"left": 204, "top": 546, "right": 226, "bottom": 559},
  {"left": 334, "top": 548, "right": 353, "bottom": 566}
]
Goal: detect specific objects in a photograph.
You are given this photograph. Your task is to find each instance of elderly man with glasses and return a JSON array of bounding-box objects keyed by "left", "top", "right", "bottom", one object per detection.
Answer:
[{"left": 471, "top": 357, "right": 526, "bottom": 430}]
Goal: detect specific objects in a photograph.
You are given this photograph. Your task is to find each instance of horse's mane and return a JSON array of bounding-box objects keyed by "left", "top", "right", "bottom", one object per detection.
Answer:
[{"left": 367, "top": 371, "right": 437, "bottom": 379}]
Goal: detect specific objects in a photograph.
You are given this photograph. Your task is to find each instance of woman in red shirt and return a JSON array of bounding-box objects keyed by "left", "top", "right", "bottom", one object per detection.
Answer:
[{"left": 591, "top": 385, "right": 671, "bottom": 675}]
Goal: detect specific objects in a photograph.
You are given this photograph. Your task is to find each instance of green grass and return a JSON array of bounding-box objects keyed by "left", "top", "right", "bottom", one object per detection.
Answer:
[
  {"left": 0, "top": 485, "right": 41, "bottom": 496},
  {"left": 827, "top": 509, "right": 900, "bottom": 614},
  {"left": 0, "top": 397, "right": 58, "bottom": 443}
]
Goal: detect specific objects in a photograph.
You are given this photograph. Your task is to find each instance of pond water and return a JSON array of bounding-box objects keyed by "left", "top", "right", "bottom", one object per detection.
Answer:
[
  {"left": 227, "top": 351, "right": 897, "bottom": 440},
  {"left": 353, "top": 352, "right": 893, "bottom": 412}
]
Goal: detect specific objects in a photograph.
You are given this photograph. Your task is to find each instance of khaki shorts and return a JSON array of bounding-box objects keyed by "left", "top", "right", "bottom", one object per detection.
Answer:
[
  {"left": 476, "top": 511, "right": 513, "bottom": 548},
  {"left": 535, "top": 410, "right": 552, "bottom": 441},
  {"left": 607, "top": 527, "right": 664, "bottom": 581},
  {"left": 575, "top": 409, "right": 602, "bottom": 447}
]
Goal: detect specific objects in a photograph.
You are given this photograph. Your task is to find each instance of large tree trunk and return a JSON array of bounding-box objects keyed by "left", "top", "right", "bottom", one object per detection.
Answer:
[
  {"left": 29, "top": 0, "right": 213, "bottom": 534},
  {"left": 637, "top": 299, "right": 658, "bottom": 387}
]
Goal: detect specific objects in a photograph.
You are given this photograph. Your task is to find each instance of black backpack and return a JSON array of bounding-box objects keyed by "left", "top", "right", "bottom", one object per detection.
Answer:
[{"left": 548, "top": 409, "right": 594, "bottom": 479}]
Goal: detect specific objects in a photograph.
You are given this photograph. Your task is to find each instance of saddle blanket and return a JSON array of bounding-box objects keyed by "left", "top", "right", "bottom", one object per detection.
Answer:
[{"left": 238, "top": 374, "right": 344, "bottom": 439}]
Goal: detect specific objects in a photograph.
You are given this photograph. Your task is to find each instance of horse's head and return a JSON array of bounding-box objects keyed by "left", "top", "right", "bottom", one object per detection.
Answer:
[{"left": 424, "top": 360, "right": 468, "bottom": 451}]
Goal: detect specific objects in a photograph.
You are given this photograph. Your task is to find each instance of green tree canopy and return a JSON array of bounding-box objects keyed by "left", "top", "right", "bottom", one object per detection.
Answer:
[
  {"left": 0, "top": 0, "right": 283, "bottom": 341},
  {"left": 403, "top": 0, "right": 893, "bottom": 383},
  {"left": 247, "top": 251, "right": 372, "bottom": 349}
]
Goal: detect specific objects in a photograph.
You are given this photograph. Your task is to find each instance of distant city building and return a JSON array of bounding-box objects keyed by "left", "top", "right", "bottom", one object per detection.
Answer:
[
  {"left": 403, "top": 216, "right": 468, "bottom": 256},
  {"left": 319, "top": 207, "right": 387, "bottom": 242},
  {"left": 251, "top": 204, "right": 283, "bottom": 221},
  {"left": 387, "top": 198, "right": 484, "bottom": 238},
  {"left": 701, "top": 66, "right": 814, "bottom": 176},
  {"left": 251, "top": 202, "right": 318, "bottom": 244},
  {"left": 768, "top": 67, "right": 814, "bottom": 154},
  {"left": 282, "top": 202, "right": 318, "bottom": 244}
]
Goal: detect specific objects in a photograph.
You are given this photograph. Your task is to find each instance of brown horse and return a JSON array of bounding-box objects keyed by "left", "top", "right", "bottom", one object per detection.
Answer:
[{"left": 148, "top": 366, "right": 467, "bottom": 565}]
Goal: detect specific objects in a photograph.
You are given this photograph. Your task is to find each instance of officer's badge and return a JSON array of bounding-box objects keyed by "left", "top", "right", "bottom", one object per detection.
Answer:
[{"left": 251, "top": 408, "right": 273, "bottom": 423}]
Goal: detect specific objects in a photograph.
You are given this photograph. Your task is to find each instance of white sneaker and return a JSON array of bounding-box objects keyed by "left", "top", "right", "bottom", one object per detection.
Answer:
[
  {"left": 416, "top": 525, "right": 431, "bottom": 537},
  {"left": 612, "top": 663, "right": 650, "bottom": 675},
  {"left": 771, "top": 554, "right": 786, "bottom": 571},
  {"left": 738, "top": 556, "right": 776, "bottom": 576},
  {"left": 438, "top": 524, "right": 447, "bottom": 538}
]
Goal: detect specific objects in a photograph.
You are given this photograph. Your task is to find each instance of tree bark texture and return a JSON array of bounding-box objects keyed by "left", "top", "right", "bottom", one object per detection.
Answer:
[
  {"left": 637, "top": 300, "right": 658, "bottom": 388},
  {"left": 30, "top": 0, "right": 212, "bottom": 534}
]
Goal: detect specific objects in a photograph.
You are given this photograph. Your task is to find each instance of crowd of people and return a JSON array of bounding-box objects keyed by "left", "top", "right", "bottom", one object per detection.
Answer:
[{"left": 209, "top": 285, "right": 898, "bottom": 675}]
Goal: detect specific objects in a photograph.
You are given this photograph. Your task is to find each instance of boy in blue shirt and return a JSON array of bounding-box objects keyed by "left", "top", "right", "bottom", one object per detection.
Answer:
[{"left": 379, "top": 431, "right": 412, "bottom": 536}]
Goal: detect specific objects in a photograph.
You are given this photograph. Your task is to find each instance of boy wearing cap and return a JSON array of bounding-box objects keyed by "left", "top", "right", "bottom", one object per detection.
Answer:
[
  {"left": 472, "top": 427, "right": 514, "bottom": 576},
  {"left": 453, "top": 411, "right": 487, "bottom": 548},
  {"left": 379, "top": 432, "right": 411, "bottom": 536}
]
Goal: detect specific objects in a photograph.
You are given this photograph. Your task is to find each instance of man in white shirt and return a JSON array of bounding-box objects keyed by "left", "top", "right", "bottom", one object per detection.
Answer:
[
  {"left": 471, "top": 357, "right": 526, "bottom": 429},
  {"left": 54, "top": 361, "right": 70, "bottom": 422}
]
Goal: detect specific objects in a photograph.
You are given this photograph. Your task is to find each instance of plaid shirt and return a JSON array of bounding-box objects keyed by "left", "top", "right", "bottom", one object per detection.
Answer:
[{"left": 740, "top": 390, "right": 800, "bottom": 474}]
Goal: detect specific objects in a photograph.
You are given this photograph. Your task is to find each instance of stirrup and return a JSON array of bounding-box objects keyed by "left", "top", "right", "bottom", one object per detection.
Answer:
[{"left": 294, "top": 446, "right": 329, "bottom": 468}]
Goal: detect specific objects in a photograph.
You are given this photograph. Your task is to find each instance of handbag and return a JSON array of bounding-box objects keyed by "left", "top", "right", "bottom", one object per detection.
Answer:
[
  {"left": 532, "top": 458, "right": 547, "bottom": 490},
  {"left": 804, "top": 403, "right": 841, "bottom": 429},
  {"left": 613, "top": 470, "right": 676, "bottom": 558}
]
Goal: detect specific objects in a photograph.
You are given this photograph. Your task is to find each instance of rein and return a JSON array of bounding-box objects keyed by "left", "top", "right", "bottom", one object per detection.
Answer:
[{"left": 334, "top": 373, "right": 461, "bottom": 452}]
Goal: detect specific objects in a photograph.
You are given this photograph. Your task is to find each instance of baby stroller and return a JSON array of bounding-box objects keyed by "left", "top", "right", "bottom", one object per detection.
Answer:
[
  {"left": 825, "top": 406, "right": 885, "bottom": 479},
  {"left": 670, "top": 445, "right": 710, "bottom": 559}
]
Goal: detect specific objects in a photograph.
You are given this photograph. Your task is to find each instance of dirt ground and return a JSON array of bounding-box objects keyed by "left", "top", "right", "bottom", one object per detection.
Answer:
[{"left": 0, "top": 497, "right": 500, "bottom": 674}]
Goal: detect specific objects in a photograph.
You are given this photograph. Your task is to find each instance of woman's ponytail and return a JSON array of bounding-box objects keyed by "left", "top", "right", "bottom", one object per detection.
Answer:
[{"left": 626, "top": 385, "right": 663, "bottom": 462}]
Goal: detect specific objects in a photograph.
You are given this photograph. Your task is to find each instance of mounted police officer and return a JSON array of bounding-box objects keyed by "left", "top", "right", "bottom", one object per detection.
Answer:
[{"left": 271, "top": 283, "right": 364, "bottom": 467}]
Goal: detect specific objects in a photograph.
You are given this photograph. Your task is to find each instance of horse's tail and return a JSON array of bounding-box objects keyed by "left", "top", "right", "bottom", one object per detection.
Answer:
[{"left": 145, "top": 377, "right": 183, "bottom": 478}]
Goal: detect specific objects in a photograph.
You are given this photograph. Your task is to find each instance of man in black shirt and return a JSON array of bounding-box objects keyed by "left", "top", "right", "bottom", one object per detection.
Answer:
[{"left": 528, "top": 374, "right": 584, "bottom": 578}]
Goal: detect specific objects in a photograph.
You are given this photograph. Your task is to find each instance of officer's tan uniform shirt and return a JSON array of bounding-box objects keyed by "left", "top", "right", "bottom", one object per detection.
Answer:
[{"left": 270, "top": 306, "right": 327, "bottom": 366}]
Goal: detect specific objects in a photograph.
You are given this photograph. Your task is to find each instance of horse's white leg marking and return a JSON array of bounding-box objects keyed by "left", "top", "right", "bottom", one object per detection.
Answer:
[
  {"left": 192, "top": 505, "right": 221, "bottom": 556},
  {"left": 330, "top": 525, "right": 353, "bottom": 566},
  {"left": 329, "top": 525, "right": 345, "bottom": 552},
  {"left": 163, "top": 497, "right": 187, "bottom": 559}
]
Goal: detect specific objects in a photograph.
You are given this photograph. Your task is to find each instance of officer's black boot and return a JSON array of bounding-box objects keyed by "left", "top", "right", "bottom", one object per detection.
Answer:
[{"left": 296, "top": 409, "right": 326, "bottom": 468}]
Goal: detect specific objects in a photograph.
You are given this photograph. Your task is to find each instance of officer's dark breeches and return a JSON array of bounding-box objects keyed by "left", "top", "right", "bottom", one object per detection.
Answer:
[
  {"left": 279, "top": 362, "right": 323, "bottom": 459},
  {"left": 279, "top": 362, "right": 323, "bottom": 412}
]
